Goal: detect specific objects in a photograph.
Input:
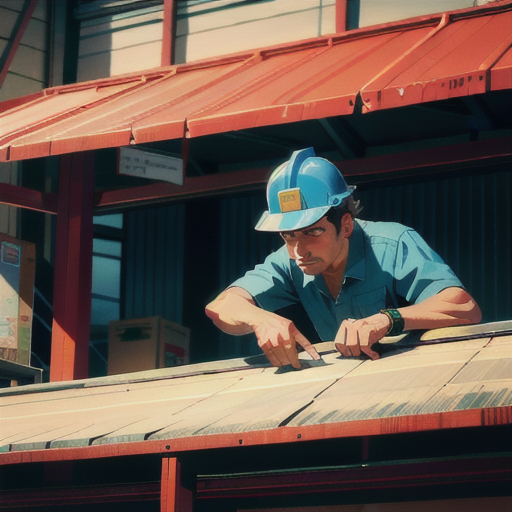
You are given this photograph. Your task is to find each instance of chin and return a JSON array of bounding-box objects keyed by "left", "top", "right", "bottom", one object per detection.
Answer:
[{"left": 300, "top": 265, "right": 322, "bottom": 276}]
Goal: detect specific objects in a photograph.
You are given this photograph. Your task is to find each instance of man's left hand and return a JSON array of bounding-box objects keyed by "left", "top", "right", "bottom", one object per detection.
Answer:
[{"left": 334, "top": 313, "right": 391, "bottom": 360}]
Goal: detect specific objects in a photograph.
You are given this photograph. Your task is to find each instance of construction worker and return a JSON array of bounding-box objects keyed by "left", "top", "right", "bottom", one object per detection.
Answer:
[{"left": 206, "top": 148, "right": 481, "bottom": 369}]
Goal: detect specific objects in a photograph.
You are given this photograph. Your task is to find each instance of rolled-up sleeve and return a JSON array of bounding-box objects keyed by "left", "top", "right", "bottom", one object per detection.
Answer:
[
  {"left": 394, "top": 230, "right": 463, "bottom": 304},
  {"left": 230, "top": 247, "right": 299, "bottom": 312}
]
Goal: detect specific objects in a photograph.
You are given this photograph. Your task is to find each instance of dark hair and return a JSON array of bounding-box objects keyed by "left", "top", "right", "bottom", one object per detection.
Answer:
[{"left": 325, "top": 196, "right": 362, "bottom": 235}]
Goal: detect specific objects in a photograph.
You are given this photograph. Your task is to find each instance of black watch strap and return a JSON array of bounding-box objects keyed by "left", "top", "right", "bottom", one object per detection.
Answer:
[{"left": 380, "top": 309, "right": 404, "bottom": 336}]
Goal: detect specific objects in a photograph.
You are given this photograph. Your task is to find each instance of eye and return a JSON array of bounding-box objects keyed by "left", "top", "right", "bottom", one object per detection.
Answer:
[
  {"left": 280, "top": 232, "right": 295, "bottom": 240},
  {"left": 304, "top": 228, "right": 324, "bottom": 237}
]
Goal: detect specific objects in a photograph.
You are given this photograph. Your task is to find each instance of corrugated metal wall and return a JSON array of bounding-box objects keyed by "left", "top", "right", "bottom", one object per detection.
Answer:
[
  {"left": 76, "top": 4, "right": 164, "bottom": 82},
  {"left": 0, "top": 0, "right": 49, "bottom": 102},
  {"left": 216, "top": 169, "right": 511, "bottom": 357},
  {"left": 360, "top": 170, "right": 511, "bottom": 323},
  {"left": 124, "top": 203, "right": 185, "bottom": 324},
  {"left": 176, "top": 0, "right": 336, "bottom": 64}
]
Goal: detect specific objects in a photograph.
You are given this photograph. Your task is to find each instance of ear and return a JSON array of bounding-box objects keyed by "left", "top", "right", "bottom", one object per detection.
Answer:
[{"left": 341, "top": 213, "right": 354, "bottom": 238}]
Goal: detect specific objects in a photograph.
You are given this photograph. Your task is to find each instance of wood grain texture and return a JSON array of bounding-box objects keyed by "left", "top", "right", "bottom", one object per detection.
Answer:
[{"left": 0, "top": 334, "right": 511, "bottom": 456}]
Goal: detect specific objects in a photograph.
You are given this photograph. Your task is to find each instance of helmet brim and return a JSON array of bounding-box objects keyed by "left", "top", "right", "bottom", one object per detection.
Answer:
[{"left": 255, "top": 206, "right": 331, "bottom": 232}]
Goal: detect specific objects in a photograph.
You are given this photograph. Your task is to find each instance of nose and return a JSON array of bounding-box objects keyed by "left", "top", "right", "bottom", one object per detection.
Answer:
[{"left": 294, "top": 238, "right": 311, "bottom": 259}]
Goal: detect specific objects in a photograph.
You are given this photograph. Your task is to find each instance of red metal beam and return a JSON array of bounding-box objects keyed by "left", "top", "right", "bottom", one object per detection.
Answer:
[
  {"left": 0, "top": 456, "right": 508, "bottom": 508},
  {"left": 335, "top": 136, "right": 512, "bottom": 179},
  {"left": 1, "top": 406, "right": 510, "bottom": 466},
  {"left": 2, "top": 138, "right": 508, "bottom": 216},
  {"left": 92, "top": 137, "right": 512, "bottom": 211},
  {"left": 50, "top": 152, "right": 95, "bottom": 382},
  {"left": 335, "top": 0, "right": 348, "bottom": 33},
  {"left": 161, "top": 457, "right": 193, "bottom": 512},
  {"left": 0, "top": 0, "right": 39, "bottom": 88},
  {"left": 0, "top": 482, "right": 159, "bottom": 509},
  {"left": 0, "top": 183, "right": 57, "bottom": 214},
  {"left": 161, "top": 0, "right": 177, "bottom": 67},
  {"left": 197, "top": 456, "right": 512, "bottom": 499},
  {"left": 93, "top": 166, "right": 271, "bottom": 210}
]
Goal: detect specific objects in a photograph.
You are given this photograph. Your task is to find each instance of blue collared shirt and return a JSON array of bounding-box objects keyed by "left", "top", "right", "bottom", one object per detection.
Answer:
[{"left": 230, "top": 220, "right": 463, "bottom": 341}]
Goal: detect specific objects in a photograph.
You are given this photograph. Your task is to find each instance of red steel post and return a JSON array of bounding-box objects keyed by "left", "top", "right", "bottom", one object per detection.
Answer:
[
  {"left": 161, "top": 0, "right": 177, "bottom": 67},
  {"left": 50, "top": 151, "right": 95, "bottom": 382},
  {"left": 336, "top": 0, "right": 348, "bottom": 33},
  {"left": 161, "top": 457, "right": 194, "bottom": 512}
]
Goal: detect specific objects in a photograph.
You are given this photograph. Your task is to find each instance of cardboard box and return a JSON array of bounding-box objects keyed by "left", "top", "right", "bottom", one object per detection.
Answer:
[
  {"left": 107, "top": 317, "right": 190, "bottom": 376},
  {"left": 0, "top": 234, "right": 35, "bottom": 366}
]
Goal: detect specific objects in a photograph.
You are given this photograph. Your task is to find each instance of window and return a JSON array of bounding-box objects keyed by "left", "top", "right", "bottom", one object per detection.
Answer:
[
  {"left": 91, "top": 214, "right": 123, "bottom": 326},
  {"left": 90, "top": 214, "right": 123, "bottom": 376}
]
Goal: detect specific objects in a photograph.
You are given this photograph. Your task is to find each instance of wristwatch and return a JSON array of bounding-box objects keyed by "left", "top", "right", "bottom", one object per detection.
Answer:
[{"left": 380, "top": 309, "right": 404, "bottom": 336}]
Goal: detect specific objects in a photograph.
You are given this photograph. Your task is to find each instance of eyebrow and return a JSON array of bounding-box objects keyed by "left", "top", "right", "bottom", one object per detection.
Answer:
[{"left": 280, "top": 226, "right": 326, "bottom": 237}]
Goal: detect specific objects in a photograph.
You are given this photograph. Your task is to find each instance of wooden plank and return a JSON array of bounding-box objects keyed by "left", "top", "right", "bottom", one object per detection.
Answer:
[
  {"left": 418, "top": 336, "right": 512, "bottom": 414},
  {"left": 2, "top": 371, "right": 259, "bottom": 449},
  {"left": 1, "top": 337, "right": 511, "bottom": 459},
  {"left": 1, "top": 407, "right": 510, "bottom": 466},
  {"left": 2, "top": 371, "right": 252, "bottom": 418},
  {"left": 149, "top": 357, "right": 360, "bottom": 440},
  {"left": 288, "top": 341, "right": 491, "bottom": 427},
  {"left": 0, "top": 418, "right": 86, "bottom": 446},
  {"left": 420, "top": 321, "right": 512, "bottom": 343}
]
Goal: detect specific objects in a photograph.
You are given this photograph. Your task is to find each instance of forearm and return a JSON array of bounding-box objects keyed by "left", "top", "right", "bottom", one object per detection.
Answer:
[
  {"left": 205, "top": 287, "right": 266, "bottom": 335},
  {"left": 398, "top": 287, "right": 482, "bottom": 331}
]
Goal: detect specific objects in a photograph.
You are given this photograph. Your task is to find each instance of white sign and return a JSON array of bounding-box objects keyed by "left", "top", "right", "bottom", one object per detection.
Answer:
[{"left": 119, "top": 147, "right": 183, "bottom": 185}]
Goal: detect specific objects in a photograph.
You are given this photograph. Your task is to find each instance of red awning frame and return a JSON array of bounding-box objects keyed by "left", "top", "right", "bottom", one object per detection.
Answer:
[{"left": 0, "top": 0, "right": 511, "bottom": 163}]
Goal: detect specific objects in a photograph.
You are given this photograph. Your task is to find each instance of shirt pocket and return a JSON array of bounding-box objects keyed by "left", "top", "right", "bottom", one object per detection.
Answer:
[{"left": 354, "top": 287, "right": 386, "bottom": 318}]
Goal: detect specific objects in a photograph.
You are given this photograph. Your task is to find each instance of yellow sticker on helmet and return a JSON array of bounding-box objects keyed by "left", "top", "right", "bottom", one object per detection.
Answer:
[{"left": 278, "top": 188, "right": 302, "bottom": 212}]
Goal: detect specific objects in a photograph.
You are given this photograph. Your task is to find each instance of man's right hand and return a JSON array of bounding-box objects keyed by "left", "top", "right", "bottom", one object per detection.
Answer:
[
  {"left": 205, "top": 287, "right": 320, "bottom": 369},
  {"left": 250, "top": 310, "right": 320, "bottom": 369}
]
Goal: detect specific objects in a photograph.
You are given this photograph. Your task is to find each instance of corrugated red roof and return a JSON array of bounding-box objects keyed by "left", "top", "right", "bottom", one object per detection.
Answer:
[{"left": 0, "top": 2, "right": 511, "bottom": 162}]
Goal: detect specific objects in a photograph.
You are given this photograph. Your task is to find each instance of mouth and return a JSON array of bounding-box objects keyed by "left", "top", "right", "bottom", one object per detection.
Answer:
[{"left": 296, "top": 259, "right": 320, "bottom": 267}]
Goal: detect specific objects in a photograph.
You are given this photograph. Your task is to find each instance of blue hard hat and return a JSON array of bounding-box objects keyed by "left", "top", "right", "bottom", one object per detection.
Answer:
[{"left": 255, "top": 147, "right": 355, "bottom": 232}]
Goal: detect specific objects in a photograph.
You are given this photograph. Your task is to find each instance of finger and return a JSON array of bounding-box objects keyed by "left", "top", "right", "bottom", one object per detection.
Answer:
[
  {"left": 278, "top": 335, "right": 301, "bottom": 369},
  {"left": 272, "top": 345, "right": 295, "bottom": 367},
  {"left": 360, "top": 326, "right": 381, "bottom": 361},
  {"left": 335, "top": 323, "right": 351, "bottom": 357},
  {"left": 274, "top": 330, "right": 301, "bottom": 369},
  {"left": 293, "top": 328, "right": 321, "bottom": 361},
  {"left": 259, "top": 342, "right": 283, "bottom": 367},
  {"left": 345, "top": 322, "right": 360, "bottom": 357},
  {"left": 335, "top": 342, "right": 350, "bottom": 357},
  {"left": 360, "top": 344, "right": 380, "bottom": 361}
]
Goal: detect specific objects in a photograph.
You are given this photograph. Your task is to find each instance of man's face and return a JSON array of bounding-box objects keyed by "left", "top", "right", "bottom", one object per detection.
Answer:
[{"left": 280, "top": 215, "right": 352, "bottom": 276}]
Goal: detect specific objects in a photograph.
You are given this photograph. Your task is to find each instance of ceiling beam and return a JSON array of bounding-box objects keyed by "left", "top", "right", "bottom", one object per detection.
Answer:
[
  {"left": 1, "top": 138, "right": 509, "bottom": 214},
  {"left": 0, "top": 183, "right": 57, "bottom": 214},
  {"left": 318, "top": 117, "right": 366, "bottom": 159},
  {"left": 92, "top": 137, "right": 511, "bottom": 211}
]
